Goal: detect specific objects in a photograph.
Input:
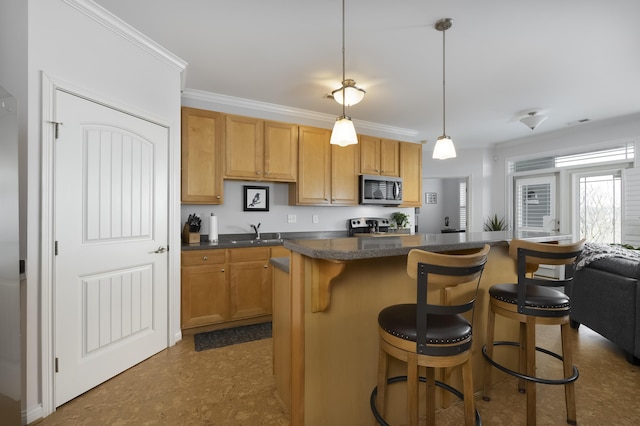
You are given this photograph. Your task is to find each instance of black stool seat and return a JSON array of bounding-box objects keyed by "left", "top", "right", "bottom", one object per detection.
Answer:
[
  {"left": 379, "top": 304, "right": 471, "bottom": 346},
  {"left": 489, "top": 283, "right": 570, "bottom": 310}
]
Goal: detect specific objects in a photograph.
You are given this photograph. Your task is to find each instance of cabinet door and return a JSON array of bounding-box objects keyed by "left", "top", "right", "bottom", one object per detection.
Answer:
[
  {"left": 380, "top": 139, "right": 400, "bottom": 177},
  {"left": 228, "top": 259, "right": 272, "bottom": 320},
  {"left": 291, "top": 126, "right": 331, "bottom": 205},
  {"left": 400, "top": 142, "right": 423, "bottom": 207},
  {"left": 181, "top": 263, "right": 227, "bottom": 329},
  {"left": 224, "top": 114, "right": 264, "bottom": 180},
  {"left": 181, "top": 107, "right": 224, "bottom": 203},
  {"left": 331, "top": 143, "right": 360, "bottom": 205},
  {"left": 359, "top": 135, "right": 381, "bottom": 175},
  {"left": 264, "top": 121, "right": 298, "bottom": 182}
]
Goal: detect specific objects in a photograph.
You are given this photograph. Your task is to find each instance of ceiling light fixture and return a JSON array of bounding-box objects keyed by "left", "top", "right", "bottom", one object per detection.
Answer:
[
  {"left": 520, "top": 111, "right": 548, "bottom": 130},
  {"left": 432, "top": 18, "right": 456, "bottom": 160},
  {"left": 332, "top": 78, "right": 365, "bottom": 106},
  {"left": 330, "top": 0, "right": 358, "bottom": 147}
]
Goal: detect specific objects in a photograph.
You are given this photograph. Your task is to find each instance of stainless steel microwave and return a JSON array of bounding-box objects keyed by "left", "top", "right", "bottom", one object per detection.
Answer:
[{"left": 359, "top": 174, "right": 403, "bottom": 205}]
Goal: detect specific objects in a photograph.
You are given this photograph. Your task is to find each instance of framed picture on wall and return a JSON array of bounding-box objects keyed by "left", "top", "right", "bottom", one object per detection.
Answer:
[{"left": 243, "top": 186, "right": 269, "bottom": 211}]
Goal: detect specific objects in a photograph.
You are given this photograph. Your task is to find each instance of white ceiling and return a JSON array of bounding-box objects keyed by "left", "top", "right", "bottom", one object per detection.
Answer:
[{"left": 95, "top": 0, "right": 640, "bottom": 149}]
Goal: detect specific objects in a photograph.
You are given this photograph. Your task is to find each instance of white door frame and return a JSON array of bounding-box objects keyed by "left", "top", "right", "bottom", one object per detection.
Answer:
[{"left": 40, "top": 74, "right": 181, "bottom": 416}]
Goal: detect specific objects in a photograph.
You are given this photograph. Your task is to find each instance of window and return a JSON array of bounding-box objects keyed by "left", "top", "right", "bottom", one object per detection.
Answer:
[
  {"left": 578, "top": 173, "right": 621, "bottom": 243},
  {"left": 514, "top": 175, "right": 556, "bottom": 232},
  {"left": 459, "top": 179, "right": 467, "bottom": 230},
  {"left": 510, "top": 142, "right": 634, "bottom": 173}
]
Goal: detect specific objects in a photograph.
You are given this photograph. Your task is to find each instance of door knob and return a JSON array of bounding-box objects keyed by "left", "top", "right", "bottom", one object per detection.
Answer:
[{"left": 154, "top": 246, "right": 167, "bottom": 253}]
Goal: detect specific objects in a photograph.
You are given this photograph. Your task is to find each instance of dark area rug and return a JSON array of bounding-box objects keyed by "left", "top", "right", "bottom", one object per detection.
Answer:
[{"left": 194, "top": 322, "right": 272, "bottom": 352}]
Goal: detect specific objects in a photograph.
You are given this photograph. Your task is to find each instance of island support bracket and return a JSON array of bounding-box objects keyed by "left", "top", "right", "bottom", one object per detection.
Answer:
[{"left": 311, "top": 259, "right": 346, "bottom": 312}]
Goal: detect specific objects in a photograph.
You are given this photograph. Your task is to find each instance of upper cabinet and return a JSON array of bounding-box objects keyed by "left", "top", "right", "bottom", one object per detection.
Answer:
[
  {"left": 181, "top": 107, "right": 224, "bottom": 204},
  {"left": 399, "top": 142, "right": 423, "bottom": 207},
  {"left": 225, "top": 115, "right": 298, "bottom": 182},
  {"left": 359, "top": 135, "right": 399, "bottom": 177},
  {"left": 289, "top": 126, "right": 359, "bottom": 206}
]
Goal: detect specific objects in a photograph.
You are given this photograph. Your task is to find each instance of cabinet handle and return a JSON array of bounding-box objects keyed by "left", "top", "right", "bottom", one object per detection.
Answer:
[
  {"left": 203, "top": 256, "right": 208, "bottom": 261},
  {"left": 220, "top": 268, "right": 225, "bottom": 272},
  {"left": 216, "top": 195, "right": 221, "bottom": 199},
  {"left": 264, "top": 265, "right": 268, "bottom": 269},
  {"left": 256, "top": 171, "right": 261, "bottom": 175}
]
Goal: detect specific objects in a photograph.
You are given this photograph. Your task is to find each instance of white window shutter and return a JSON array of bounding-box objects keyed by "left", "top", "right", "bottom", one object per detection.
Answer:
[{"left": 622, "top": 167, "right": 640, "bottom": 246}]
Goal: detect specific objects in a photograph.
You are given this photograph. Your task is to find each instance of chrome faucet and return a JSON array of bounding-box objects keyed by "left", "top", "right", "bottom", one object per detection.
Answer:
[{"left": 251, "top": 223, "right": 261, "bottom": 240}]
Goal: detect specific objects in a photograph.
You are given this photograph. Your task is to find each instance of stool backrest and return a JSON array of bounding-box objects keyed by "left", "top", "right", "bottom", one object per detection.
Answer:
[
  {"left": 407, "top": 245, "right": 490, "bottom": 355},
  {"left": 510, "top": 239, "right": 585, "bottom": 317},
  {"left": 407, "top": 245, "right": 491, "bottom": 289},
  {"left": 509, "top": 239, "right": 585, "bottom": 267}
]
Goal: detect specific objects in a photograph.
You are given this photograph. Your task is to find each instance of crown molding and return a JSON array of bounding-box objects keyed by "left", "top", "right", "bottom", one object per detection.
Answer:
[
  {"left": 62, "top": 1, "right": 187, "bottom": 78},
  {"left": 182, "top": 89, "right": 420, "bottom": 139}
]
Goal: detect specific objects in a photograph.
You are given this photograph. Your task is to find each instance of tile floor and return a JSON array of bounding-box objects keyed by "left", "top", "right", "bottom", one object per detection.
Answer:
[{"left": 34, "top": 325, "right": 640, "bottom": 425}]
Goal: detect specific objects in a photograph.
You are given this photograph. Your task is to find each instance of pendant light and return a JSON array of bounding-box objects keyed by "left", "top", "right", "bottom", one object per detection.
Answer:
[
  {"left": 332, "top": 79, "right": 366, "bottom": 106},
  {"left": 330, "top": 0, "right": 358, "bottom": 147},
  {"left": 432, "top": 18, "right": 456, "bottom": 160}
]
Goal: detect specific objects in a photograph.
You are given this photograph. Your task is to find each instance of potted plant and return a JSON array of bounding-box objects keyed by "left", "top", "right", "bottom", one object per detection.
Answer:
[
  {"left": 483, "top": 214, "right": 508, "bottom": 231},
  {"left": 390, "top": 212, "right": 409, "bottom": 229}
]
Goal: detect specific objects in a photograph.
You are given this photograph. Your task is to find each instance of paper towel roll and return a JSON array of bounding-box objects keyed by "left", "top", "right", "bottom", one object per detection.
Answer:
[{"left": 208, "top": 213, "right": 218, "bottom": 242}]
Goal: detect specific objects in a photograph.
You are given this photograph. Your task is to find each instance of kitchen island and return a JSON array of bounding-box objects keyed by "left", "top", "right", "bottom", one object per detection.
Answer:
[{"left": 276, "top": 231, "right": 572, "bottom": 425}]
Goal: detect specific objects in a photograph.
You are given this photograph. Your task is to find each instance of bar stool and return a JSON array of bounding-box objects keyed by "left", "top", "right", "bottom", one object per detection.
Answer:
[
  {"left": 482, "top": 239, "right": 585, "bottom": 425},
  {"left": 371, "top": 245, "right": 490, "bottom": 426}
]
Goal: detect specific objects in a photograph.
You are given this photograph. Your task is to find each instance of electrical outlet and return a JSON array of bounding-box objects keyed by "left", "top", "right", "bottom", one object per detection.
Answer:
[
  {"left": 312, "top": 214, "right": 319, "bottom": 224},
  {"left": 287, "top": 214, "right": 296, "bottom": 224}
]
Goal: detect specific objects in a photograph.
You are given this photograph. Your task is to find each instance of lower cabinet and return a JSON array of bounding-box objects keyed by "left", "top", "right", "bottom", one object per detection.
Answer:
[
  {"left": 228, "top": 247, "right": 272, "bottom": 320},
  {"left": 181, "top": 249, "right": 227, "bottom": 329},
  {"left": 181, "top": 246, "right": 289, "bottom": 330}
]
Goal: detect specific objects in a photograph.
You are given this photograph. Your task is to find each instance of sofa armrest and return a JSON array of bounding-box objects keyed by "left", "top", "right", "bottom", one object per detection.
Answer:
[{"left": 582, "top": 257, "right": 640, "bottom": 280}]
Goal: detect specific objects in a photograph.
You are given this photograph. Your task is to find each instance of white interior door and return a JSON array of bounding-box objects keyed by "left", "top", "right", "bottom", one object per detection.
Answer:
[{"left": 54, "top": 90, "right": 169, "bottom": 406}]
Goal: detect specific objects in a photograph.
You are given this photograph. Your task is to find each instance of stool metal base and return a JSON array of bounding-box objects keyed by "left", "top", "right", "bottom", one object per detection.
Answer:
[
  {"left": 370, "top": 375, "right": 482, "bottom": 426},
  {"left": 482, "top": 341, "right": 579, "bottom": 386}
]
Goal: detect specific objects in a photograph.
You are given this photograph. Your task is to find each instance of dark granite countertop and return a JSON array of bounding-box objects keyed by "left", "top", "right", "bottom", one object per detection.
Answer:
[
  {"left": 283, "top": 230, "right": 572, "bottom": 261},
  {"left": 269, "top": 257, "right": 290, "bottom": 273}
]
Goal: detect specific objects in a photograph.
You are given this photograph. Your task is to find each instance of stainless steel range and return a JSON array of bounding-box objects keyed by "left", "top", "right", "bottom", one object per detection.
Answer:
[{"left": 347, "top": 217, "right": 391, "bottom": 236}]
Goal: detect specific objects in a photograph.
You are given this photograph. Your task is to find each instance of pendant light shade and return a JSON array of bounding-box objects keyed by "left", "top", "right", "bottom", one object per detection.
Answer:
[
  {"left": 432, "top": 18, "right": 456, "bottom": 160},
  {"left": 332, "top": 79, "right": 366, "bottom": 106},
  {"left": 432, "top": 135, "right": 456, "bottom": 160},
  {"left": 330, "top": 0, "right": 358, "bottom": 146},
  {"left": 330, "top": 115, "right": 358, "bottom": 147}
]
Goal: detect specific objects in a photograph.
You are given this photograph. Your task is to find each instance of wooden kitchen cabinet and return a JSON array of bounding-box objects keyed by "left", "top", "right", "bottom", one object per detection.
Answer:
[
  {"left": 225, "top": 114, "right": 298, "bottom": 182},
  {"left": 181, "top": 107, "right": 224, "bottom": 204},
  {"left": 180, "top": 250, "right": 227, "bottom": 328},
  {"left": 228, "top": 247, "right": 272, "bottom": 320},
  {"left": 359, "top": 135, "right": 400, "bottom": 177},
  {"left": 181, "top": 246, "right": 284, "bottom": 331},
  {"left": 331, "top": 142, "right": 360, "bottom": 205},
  {"left": 289, "top": 125, "right": 359, "bottom": 206},
  {"left": 399, "top": 141, "right": 423, "bottom": 207}
]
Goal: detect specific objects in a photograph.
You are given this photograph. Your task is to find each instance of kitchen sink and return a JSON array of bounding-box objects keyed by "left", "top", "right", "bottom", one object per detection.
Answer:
[{"left": 228, "top": 238, "right": 283, "bottom": 246}]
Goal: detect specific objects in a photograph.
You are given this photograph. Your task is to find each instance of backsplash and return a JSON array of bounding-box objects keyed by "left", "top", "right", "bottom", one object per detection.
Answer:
[{"left": 181, "top": 180, "right": 414, "bottom": 237}]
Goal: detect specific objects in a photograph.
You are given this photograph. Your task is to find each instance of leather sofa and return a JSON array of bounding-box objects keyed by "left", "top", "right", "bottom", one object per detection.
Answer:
[{"left": 566, "top": 255, "right": 640, "bottom": 364}]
